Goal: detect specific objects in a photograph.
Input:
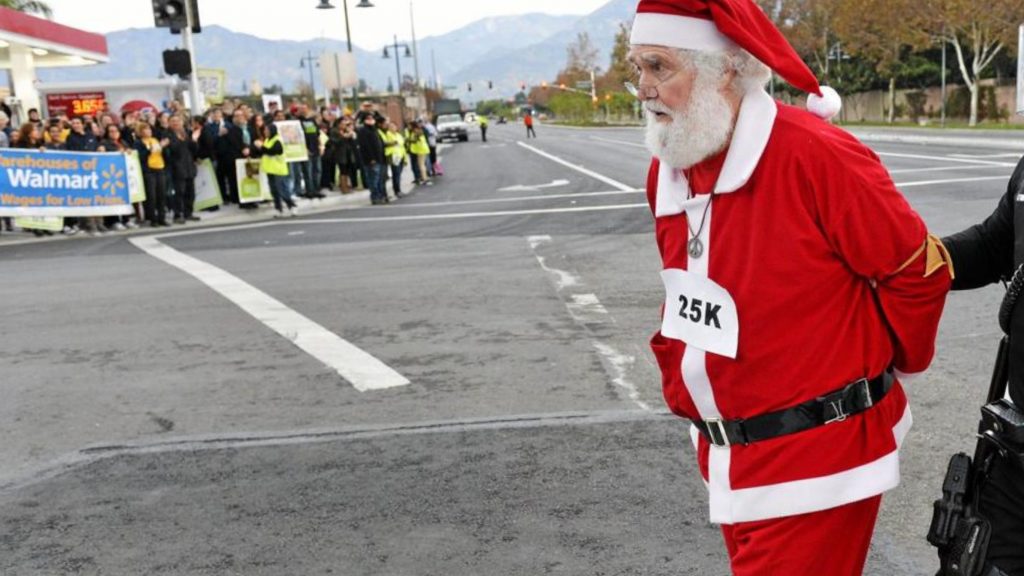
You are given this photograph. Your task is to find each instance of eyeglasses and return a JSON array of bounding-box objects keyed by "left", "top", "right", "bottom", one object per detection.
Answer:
[{"left": 623, "top": 53, "right": 683, "bottom": 100}]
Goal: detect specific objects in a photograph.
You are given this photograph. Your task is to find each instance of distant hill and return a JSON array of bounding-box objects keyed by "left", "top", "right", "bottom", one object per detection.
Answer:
[{"left": 34, "top": 0, "right": 636, "bottom": 103}]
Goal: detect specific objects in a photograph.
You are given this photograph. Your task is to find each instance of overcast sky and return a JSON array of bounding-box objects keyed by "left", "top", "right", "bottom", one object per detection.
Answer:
[{"left": 44, "top": 0, "right": 612, "bottom": 49}]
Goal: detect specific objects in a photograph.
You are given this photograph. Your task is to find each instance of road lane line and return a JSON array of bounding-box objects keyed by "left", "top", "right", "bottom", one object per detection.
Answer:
[
  {"left": 298, "top": 203, "right": 649, "bottom": 223},
  {"left": 517, "top": 141, "right": 637, "bottom": 191},
  {"left": 527, "top": 235, "right": 580, "bottom": 289},
  {"left": 129, "top": 235, "right": 410, "bottom": 392},
  {"left": 527, "top": 235, "right": 651, "bottom": 412},
  {"left": 411, "top": 189, "right": 643, "bottom": 208},
  {"left": 593, "top": 342, "right": 652, "bottom": 412},
  {"left": 588, "top": 136, "right": 648, "bottom": 148},
  {"left": 876, "top": 151, "right": 1017, "bottom": 167},
  {"left": 895, "top": 175, "right": 1011, "bottom": 188},
  {"left": 888, "top": 164, "right": 1013, "bottom": 175}
]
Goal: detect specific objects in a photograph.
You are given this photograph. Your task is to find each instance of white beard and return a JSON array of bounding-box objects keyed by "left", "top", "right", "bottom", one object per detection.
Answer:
[{"left": 644, "top": 80, "right": 735, "bottom": 170}]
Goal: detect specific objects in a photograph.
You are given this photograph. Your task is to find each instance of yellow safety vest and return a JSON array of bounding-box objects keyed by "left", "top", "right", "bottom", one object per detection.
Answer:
[
  {"left": 409, "top": 132, "right": 430, "bottom": 155},
  {"left": 260, "top": 135, "right": 289, "bottom": 176}
]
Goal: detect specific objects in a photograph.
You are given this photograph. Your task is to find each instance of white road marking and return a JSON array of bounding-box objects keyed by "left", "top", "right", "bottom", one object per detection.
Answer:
[
  {"left": 526, "top": 235, "right": 650, "bottom": 412},
  {"left": 887, "top": 164, "right": 1012, "bottom": 175},
  {"left": 527, "top": 235, "right": 580, "bottom": 289},
  {"left": 298, "top": 203, "right": 649, "bottom": 224},
  {"left": 411, "top": 189, "right": 642, "bottom": 209},
  {"left": 129, "top": 235, "right": 410, "bottom": 392},
  {"left": 567, "top": 293, "right": 610, "bottom": 323},
  {"left": 876, "top": 151, "right": 1017, "bottom": 167},
  {"left": 592, "top": 342, "right": 652, "bottom": 412},
  {"left": 497, "top": 179, "right": 571, "bottom": 192},
  {"left": 895, "top": 175, "right": 1011, "bottom": 188},
  {"left": 949, "top": 153, "right": 1021, "bottom": 159},
  {"left": 588, "top": 136, "right": 648, "bottom": 149},
  {"left": 287, "top": 231, "right": 306, "bottom": 236},
  {"left": 517, "top": 142, "right": 637, "bottom": 192}
]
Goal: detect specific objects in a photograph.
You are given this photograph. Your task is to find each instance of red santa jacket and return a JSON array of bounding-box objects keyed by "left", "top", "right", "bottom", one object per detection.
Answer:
[{"left": 647, "top": 89, "right": 951, "bottom": 524}]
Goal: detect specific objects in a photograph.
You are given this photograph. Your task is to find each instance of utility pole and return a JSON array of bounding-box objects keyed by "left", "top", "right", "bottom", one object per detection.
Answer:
[
  {"left": 410, "top": 1, "right": 421, "bottom": 89},
  {"left": 182, "top": 0, "right": 202, "bottom": 112},
  {"left": 431, "top": 49, "right": 439, "bottom": 91},
  {"left": 300, "top": 50, "right": 319, "bottom": 101}
]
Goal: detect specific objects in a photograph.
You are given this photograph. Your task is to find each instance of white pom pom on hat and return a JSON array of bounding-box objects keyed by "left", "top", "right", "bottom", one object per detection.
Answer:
[
  {"left": 807, "top": 86, "right": 842, "bottom": 120},
  {"left": 631, "top": 0, "right": 843, "bottom": 121}
]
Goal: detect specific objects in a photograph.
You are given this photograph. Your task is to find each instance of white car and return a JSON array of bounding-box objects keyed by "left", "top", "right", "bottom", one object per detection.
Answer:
[{"left": 436, "top": 113, "right": 469, "bottom": 142}]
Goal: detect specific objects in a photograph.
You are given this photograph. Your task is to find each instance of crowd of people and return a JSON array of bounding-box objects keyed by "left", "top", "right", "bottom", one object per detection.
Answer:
[{"left": 0, "top": 98, "right": 445, "bottom": 237}]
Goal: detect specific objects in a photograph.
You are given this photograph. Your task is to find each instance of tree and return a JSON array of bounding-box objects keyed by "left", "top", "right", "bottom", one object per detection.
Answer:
[
  {"left": 0, "top": 0, "right": 52, "bottom": 17},
  {"left": 602, "top": 22, "right": 633, "bottom": 89},
  {"left": 835, "top": 0, "right": 928, "bottom": 123},
  {"left": 923, "top": 0, "right": 1024, "bottom": 126},
  {"left": 562, "top": 31, "right": 599, "bottom": 83},
  {"left": 777, "top": 0, "right": 844, "bottom": 84}
]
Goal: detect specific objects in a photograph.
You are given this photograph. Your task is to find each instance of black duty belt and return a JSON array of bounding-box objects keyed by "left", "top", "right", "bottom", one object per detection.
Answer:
[{"left": 692, "top": 371, "right": 895, "bottom": 447}]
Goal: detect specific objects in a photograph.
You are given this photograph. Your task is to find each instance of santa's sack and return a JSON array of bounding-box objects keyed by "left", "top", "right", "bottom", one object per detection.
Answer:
[{"left": 433, "top": 161, "right": 444, "bottom": 176}]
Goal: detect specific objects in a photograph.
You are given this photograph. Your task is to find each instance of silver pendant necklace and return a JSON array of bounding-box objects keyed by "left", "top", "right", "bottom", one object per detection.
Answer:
[{"left": 686, "top": 191, "right": 714, "bottom": 259}]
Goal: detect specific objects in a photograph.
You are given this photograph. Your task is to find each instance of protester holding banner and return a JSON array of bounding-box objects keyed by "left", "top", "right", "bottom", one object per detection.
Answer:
[
  {"left": 167, "top": 115, "right": 200, "bottom": 224},
  {"left": 135, "top": 122, "right": 170, "bottom": 227},
  {"left": 99, "top": 124, "right": 135, "bottom": 231},
  {"left": 0, "top": 111, "right": 10, "bottom": 235}
]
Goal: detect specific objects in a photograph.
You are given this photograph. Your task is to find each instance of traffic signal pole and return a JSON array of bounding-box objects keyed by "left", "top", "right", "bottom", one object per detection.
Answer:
[{"left": 182, "top": 0, "right": 202, "bottom": 112}]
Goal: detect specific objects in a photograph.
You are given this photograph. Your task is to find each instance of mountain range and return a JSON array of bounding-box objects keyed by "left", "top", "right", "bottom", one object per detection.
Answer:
[{"left": 34, "top": 0, "right": 635, "bottom": 103}]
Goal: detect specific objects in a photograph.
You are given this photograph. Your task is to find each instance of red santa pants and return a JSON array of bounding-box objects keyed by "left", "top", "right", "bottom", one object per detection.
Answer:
[{"left": 720, "top": 495, "right": 882, "bottom": 576}]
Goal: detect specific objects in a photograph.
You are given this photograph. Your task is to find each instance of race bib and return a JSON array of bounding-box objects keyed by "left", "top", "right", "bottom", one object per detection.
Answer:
[{"left": 661, "top": 269, "right": 739, "bottom": 359}]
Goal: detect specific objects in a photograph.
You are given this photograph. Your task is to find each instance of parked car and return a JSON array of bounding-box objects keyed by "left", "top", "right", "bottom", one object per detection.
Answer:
[{"left": 436, "top": 113, "right": 469, "bottom": 142}]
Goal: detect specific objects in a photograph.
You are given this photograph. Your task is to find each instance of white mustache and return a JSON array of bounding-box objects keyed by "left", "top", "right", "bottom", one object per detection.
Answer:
[{"left": 644, "top": 102, "right": 673, "bottom": 116}]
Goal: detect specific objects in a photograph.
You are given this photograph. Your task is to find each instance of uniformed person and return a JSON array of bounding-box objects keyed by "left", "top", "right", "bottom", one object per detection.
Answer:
[{"left": 942, "top": 158, "right": 1024, "bottom": 576}]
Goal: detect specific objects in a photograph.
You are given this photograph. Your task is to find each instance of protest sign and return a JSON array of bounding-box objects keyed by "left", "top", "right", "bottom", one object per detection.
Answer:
[
  {"left": 274, "top": 121, "right": 309, "bottom": 163},
  {"left": 236, "top": 159, "right": 271, "bottom": 204},
  {"left": 194, "top": 160, "right": 223, "bottom": 211},
  {"left": 0, "top": 149, "right": 134, "bottom": 217}
]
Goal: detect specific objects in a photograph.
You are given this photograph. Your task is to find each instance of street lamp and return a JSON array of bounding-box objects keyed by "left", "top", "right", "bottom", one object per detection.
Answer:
[
  {"left": 383, "top": 35, "right": 413, "bottom": 95},
  {"left": 300, "top": 50, "right": 320, "bottom": 102},
  {"left": 316, "top": 0, "right": 373, "bottom": 105}
]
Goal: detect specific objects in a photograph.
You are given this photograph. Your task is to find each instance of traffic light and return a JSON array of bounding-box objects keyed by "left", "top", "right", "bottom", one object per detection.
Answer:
[
  {"left": 162, "top": 48, "right": 192, "bottom": 77},
  {"left": 153, "top": 0, "right": 201, "bottom": 34},
  {"left": 467, "top": 82, "right": 472, "bottom": 92},
  {"left": 488, "top": 80, "right": 493, "bottom": 90},
  {"left": 152, "top": 0, "right": 186, "bottom": 28}
]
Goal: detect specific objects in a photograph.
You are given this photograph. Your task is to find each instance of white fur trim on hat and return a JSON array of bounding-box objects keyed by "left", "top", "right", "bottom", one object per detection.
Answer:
[
  {"left": 630, "top": 12, "right": 737, "bottom": 51},
  {"left": 807, "top": 86, "right": 841, "bottom": 120}
]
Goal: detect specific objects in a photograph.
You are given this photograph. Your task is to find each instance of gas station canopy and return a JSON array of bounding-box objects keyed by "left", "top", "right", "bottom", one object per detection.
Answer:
[{"left": 0, "top": 5, "right": 109, "bottom": 116}]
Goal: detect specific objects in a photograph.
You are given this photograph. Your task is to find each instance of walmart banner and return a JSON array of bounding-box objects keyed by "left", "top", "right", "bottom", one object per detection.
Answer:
[{"left": 0, "top": 149, "right": 134, "bottom": 217}]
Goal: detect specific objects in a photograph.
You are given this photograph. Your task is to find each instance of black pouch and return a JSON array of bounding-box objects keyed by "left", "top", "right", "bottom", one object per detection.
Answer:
[
  {"left": 980, "top": 400, "right": 1024, "bottom": 446},
  {"left": 944, "top": 516, "right": 992, "bottom": 576}
]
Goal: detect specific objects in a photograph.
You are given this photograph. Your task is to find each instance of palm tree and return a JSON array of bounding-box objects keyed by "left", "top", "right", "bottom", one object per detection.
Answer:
[{"left": 0, "top": 0, "right": 53, "bottom": 18}]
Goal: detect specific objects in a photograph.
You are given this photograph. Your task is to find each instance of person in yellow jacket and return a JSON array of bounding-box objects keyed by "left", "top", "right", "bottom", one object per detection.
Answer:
[
  {"left": 479, "top": 114, "right": 489, "bottom": 142},
  {"left": 253, "top": 123, "right": 297, "bottom": 217},
  {"left": 408, "top": 122, "right": 431, "bottom": 186},
  {"left": 381, "top": 121, "right": 407, "bottom": 198}
]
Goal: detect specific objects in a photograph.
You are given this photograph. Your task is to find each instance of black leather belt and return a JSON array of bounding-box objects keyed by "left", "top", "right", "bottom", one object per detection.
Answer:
[{"left": 692, "top": 372, "right": 895, "bottom": 447}]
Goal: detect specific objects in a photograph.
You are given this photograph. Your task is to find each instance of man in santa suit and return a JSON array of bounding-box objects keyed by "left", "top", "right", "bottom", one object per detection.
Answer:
[{"left": 631, "top": 1, "right": 954, "bottom": 574}]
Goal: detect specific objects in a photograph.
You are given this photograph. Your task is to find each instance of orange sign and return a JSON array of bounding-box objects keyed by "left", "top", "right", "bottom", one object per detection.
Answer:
[{"left": 46, "top": 92, "right": 107, "bottom": 118}]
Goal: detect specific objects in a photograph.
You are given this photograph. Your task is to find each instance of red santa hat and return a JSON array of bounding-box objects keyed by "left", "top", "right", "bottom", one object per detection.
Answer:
[{"left": 630, "top": 0, "right": 841, "bottom": 120}]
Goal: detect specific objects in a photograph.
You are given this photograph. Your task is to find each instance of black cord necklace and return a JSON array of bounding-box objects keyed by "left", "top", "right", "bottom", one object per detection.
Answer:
[{"left": 684, "top": 171, "right": 714, "bottom": 259}]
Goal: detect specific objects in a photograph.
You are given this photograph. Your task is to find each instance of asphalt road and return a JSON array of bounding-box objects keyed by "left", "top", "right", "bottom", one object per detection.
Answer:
[{"left": 0, "top": 120, "right": 1017, "bottom": 575}]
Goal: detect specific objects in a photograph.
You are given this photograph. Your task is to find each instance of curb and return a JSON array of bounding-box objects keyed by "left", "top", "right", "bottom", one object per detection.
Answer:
[
  {"left": 847, "top": 131, "right": 1024, "bottom": 151},
  {"left": 0, "top": 189, "right": 375, "bottom": 248}
]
